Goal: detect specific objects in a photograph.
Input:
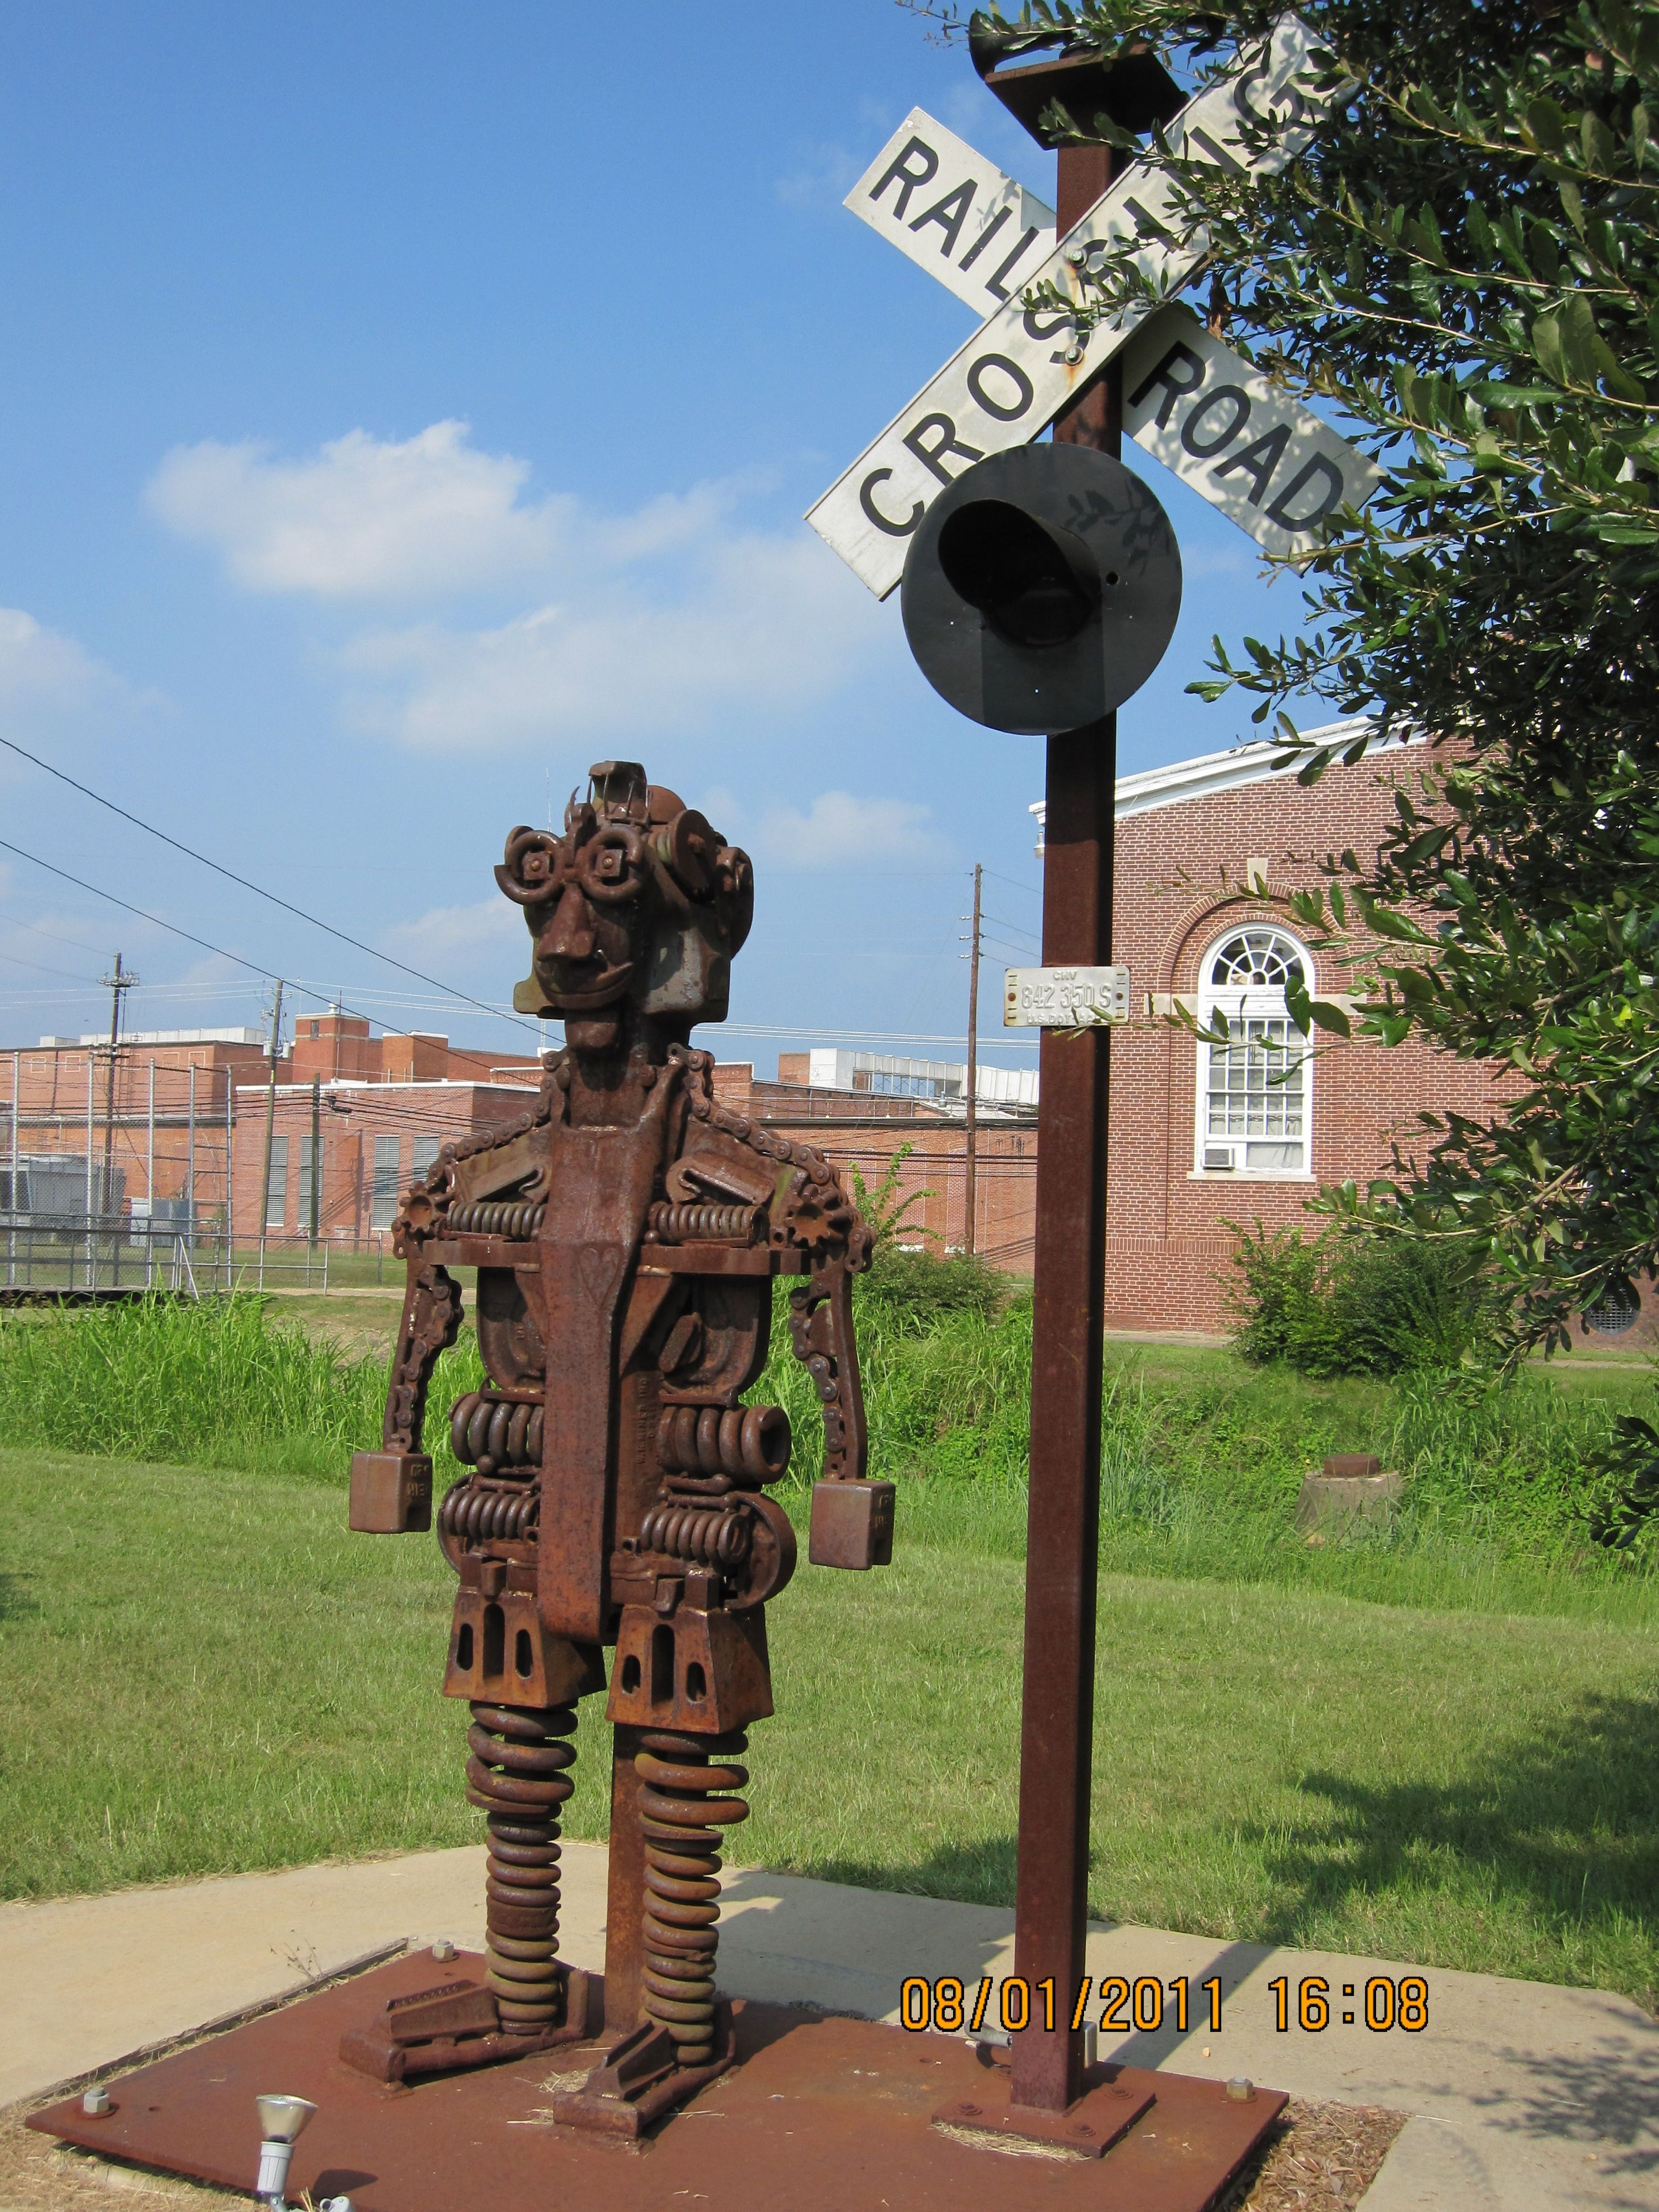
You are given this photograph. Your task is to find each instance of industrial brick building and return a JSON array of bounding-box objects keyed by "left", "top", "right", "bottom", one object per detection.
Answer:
[{"left": 4, "top": 728, "right": 1522, "bottom": 1331}]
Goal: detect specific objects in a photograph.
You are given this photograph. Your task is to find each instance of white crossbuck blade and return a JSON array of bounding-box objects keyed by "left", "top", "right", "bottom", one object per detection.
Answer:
[
  {"left": 845, "top": 106, "right": 1059, "bottom": 315},
  {"left": 813, "top": 15, "right": 1377, "bottom": 596}
]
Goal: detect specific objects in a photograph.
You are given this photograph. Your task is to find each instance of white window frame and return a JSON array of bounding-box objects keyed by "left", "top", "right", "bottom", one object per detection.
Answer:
[{"left": 1190, "top": 924, "right": 1315, "bottom": 1180}]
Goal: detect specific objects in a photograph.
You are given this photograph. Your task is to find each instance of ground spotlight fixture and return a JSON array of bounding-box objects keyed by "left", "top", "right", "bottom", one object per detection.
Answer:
[
  {"left": 253, "top": 2094, "right": 315, "bottom": 2210},
  {"left": 901, "top": 444, "right": 1181, "bottom": 735}
]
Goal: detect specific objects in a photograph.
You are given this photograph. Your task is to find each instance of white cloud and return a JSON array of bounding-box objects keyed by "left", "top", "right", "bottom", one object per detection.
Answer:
[
  {"left": 340, "top": 530, "right": 893, "bottom": 753},
  {"left": 147, "top": 422, "right": 578, "bottom": 600},
  {"left": 775, "top": 139, "right": 865, "bottom": 211},
  {"left": 146, "top": 419, "right": 899, "bottom": 747},
  {"left": 381, "top": 896, "right": 524, "bottom": 960},
  {"left": 750, "top": 789, "right": 951, "bottom": 871},
  {"left": 0, "top": 607, "right": 130, "bottom": 730}
]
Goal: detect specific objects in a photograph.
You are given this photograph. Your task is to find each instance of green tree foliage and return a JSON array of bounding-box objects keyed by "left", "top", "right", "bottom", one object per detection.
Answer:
[{"left": 950, "top": 0, "right": 1659, "bottom": 1365}]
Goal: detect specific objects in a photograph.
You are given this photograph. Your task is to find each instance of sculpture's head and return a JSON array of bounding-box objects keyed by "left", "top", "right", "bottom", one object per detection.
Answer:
[{"left": 496, "top": 761, "right": 753, "bottom": 1050}]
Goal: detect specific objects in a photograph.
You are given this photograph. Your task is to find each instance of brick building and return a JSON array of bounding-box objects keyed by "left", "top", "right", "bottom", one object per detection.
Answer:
[
  {"left": 1068, "top": 721, "right": 1502, "bottom": 1331},
  {"left": 3, "top": 1027, "right": 265, "bottom": 1234},
  {"left": 3, "top": 737, "right": 1523, "bottom": 1326},
  {"left": 2, "top": 1013, "right": 541, "bottom": 1243}
]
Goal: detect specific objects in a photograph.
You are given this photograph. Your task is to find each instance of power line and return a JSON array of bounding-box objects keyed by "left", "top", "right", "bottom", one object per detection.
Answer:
[
  {"left": 0, "top": 949, "right": 102, "bottom": 985},
  {"left": 0, "top": 730, "right": 541, "bottom": 1040},
  {"left": 0, "top": 834, "right": 543, "bottom": 1087},
  {"left": 0, "top": 833, "right": 288, "bottom": 988},
  {"left": 982, "top": 909, "right": 1040, "bottom": 945},
  {"left": 0, "top": 907, "right": 114, "bottom": 958}
]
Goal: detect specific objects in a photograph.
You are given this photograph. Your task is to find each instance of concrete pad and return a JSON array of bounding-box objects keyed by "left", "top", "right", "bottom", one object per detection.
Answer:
[{"left": 3, "top": 1847, "right": 1656, "bottom": 2209}]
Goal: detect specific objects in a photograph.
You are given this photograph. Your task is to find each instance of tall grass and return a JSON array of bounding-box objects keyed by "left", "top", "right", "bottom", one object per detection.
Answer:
[
  {"left": 766, "top": 1284, "right": 1659, "bottom": 1612},
  {"left": 1, "top": 1287, "right": 1653, "bottom": 1617},
  {"left": 0, "top": 1296, "right": 483, "bottom": 1481}
]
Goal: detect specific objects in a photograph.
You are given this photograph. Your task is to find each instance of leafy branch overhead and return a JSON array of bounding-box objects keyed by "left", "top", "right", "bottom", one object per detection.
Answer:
[{"left": 954, "top": 0, "right": 1659, "bottom": 1371}]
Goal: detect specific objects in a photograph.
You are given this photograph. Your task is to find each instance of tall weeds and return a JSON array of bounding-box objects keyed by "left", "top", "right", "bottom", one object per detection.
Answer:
[
  {"left": 0, "top": 1297, "right": 483, "bottom": 1480},
  {"left": 0, "top": 1287, "right": 1651, "bottom": 1609}
]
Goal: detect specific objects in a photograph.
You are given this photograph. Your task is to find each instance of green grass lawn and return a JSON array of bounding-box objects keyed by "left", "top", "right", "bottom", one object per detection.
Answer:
[{"left": 3, "top": 1444, "right": 1655, "bottom": 2009}]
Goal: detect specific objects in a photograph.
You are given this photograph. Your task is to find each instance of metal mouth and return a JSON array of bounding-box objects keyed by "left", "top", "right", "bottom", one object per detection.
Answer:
[{"left": 540, "top": 960, "right": 635, "bottom": 1011}]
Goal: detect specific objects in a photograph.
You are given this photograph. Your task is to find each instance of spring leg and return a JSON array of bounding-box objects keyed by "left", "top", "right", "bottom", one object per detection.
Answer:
[
  {"left": 635, "top": 1729, "right": 749, "bottom": 2069},
  {"left": 466, "top": 1701, "right": 577, "bottom": 2031}
]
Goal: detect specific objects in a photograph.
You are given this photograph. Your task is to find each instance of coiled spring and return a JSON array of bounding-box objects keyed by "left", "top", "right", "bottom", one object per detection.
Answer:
[
  {"left": 637, "top": 1501, "right": 751, "bottom": 1567},
  {"left": 440, "top": 1480, "right": 539, "bottom": 1543},
  {"left": 448, "top": 1198, "right": 547, "bottom": 1239},
  {"left": 636, "top": 1729, "right": 749, "bottom": 2069},
  {"left": 451, "top": 1391, "right": 543, "bottom": 1473},
  {"left": 657, "top": 1403, "right": 790, "bottom": 1486},
  {"left": 646, "top": 1201, "right": 762, "bottom": 1245},
  {"left": 466, "top": 1701, "right": 577, "bottom": 2031}
]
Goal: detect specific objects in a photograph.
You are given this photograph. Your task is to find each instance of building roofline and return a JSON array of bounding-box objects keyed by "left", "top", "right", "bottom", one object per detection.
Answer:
[
  {"left": 1030, "top": 716, "right": 1422, "bottom": 831},
  {"left": 231, "top": 1077, "right": 542, "bottom": 1098}
]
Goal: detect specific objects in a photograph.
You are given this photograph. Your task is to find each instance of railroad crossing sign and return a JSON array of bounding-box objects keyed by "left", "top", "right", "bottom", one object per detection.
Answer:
[
  {"left": 845, "top": 106, "right": 1379, "bottom": 557},
  {"left": 809, "top": 14, "right": 1365, "bottom": 595}
]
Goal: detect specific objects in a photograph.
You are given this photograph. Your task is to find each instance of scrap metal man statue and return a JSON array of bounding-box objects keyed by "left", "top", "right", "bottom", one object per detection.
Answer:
[{"left": 343, "top": 761, "right": 894, "bottom": 2134}]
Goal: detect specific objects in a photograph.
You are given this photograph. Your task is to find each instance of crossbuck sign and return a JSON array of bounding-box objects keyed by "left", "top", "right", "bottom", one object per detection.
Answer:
[{"left": 810, "top": 16, "right": 1376, "bottom": 597}]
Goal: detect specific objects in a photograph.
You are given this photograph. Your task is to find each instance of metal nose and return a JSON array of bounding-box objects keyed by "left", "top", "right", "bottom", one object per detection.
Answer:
[{"left": 540, "top": 881, "right": 596, "bottom": 962}]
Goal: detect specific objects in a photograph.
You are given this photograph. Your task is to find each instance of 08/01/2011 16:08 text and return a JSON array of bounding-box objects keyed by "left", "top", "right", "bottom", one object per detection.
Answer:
[{"left": 897, "top": 1975, "right": 1430, "bottom": 2035}]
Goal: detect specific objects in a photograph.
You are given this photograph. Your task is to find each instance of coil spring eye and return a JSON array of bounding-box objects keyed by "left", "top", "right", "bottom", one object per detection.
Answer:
[{"left": 576, "top": 823, "right": 646, "bottom": 905}]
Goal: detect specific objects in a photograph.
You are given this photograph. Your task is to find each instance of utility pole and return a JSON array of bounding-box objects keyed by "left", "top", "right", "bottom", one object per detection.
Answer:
[
  {"left": 97, "top": 952, "right": 138, "bottom": 1221},
  {"left": 308, "top": 1074, "right": 321, "bottom": 1248},
  {"left": 259, "top": 981, "right": 285, "bottom": 1246},
  {"left": 963, "top": 862, "right": 982, "bottom": 1257}
]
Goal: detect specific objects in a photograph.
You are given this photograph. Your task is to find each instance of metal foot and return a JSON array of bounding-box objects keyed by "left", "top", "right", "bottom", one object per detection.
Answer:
[
  {"left": 551, "top": 2002, "right": 738, "bottom": 2138},
  {"left": 337, "top": 1967, "right": 592, "bottom": 2083}
]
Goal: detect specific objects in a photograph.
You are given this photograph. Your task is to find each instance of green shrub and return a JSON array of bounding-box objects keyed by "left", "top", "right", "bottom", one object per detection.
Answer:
[
  {"left": 1226, "top": 1221, "right": 1502, "bottom": 1377},
  {"left": 855, "top": 1243, "right": 1004, "bottom": 1333}
]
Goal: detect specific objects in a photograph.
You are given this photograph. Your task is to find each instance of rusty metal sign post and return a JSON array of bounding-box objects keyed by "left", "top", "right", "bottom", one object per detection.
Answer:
[
  {"left": 879, "top": 31, "right": 1273, "bottom": 2145},
  {"left": 1016, "top": 112, "right": 1130, "bottom": 2123}
]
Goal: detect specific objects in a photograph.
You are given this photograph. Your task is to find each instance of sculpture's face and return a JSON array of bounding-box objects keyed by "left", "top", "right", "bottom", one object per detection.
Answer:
[{"left": 496, "top": 761, "right": 753, "bottom": 1041}]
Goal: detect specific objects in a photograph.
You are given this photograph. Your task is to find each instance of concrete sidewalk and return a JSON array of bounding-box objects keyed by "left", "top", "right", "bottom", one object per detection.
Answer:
[{"left": 3, "top": 1844, "right": 1655, "bottom": 2209}]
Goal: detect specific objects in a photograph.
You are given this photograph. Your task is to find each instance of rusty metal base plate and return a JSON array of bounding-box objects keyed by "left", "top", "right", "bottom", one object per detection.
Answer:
[{"left": 29, "top": 1952, "right": 1286, "bottom": 2211}]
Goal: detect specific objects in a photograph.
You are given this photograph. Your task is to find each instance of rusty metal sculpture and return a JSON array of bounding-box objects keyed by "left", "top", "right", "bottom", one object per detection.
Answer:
[{"left": 344, "top": 760, "right": 893, "bottom": 2134}]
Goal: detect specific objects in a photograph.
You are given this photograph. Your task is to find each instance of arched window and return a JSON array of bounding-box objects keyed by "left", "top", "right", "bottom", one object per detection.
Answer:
[{"left": 1194, "top": 925, "right": 1313, "bottom": 1176}]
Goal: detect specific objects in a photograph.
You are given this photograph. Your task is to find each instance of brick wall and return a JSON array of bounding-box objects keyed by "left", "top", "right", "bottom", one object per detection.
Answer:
[{"left": 229, "top": 1079, "right": 541, "bottom": 1245}]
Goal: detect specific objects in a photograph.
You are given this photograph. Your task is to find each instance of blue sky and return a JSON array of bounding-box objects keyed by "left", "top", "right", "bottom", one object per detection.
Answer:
[{"left": 0, "top": 0, "right": 1312, "bottom": 1077}]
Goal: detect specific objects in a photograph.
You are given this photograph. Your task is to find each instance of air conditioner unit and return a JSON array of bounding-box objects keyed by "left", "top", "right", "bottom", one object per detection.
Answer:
[{"left": 1202, "top": 1147, "right": 1236, "bottom": 1172}]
